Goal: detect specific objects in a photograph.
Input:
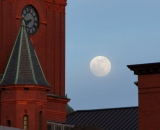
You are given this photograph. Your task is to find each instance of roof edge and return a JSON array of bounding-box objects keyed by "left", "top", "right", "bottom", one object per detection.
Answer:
[
  {"left": 127, "top": 62, "right": 160, "bottom": 75},
  {"left": 127, "top": 62, "right": 160, "bottom": 70},
  {"left": 71, "top": 106, "right": 138, "bottom": 112}
]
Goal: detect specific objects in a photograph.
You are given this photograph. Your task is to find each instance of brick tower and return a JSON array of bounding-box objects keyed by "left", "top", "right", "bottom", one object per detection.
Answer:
[
  {"left": 0, "top": 19, "right": 50, "bottom": 129},
  {"left": 128, "top": 62, "right": 160, "bottom": 130},
  {"left": 0, "top": 0, "right": 69, "bottom": 129}
]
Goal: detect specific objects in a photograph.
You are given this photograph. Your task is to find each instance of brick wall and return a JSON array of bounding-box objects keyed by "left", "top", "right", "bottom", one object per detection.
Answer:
[{"left": 0, "top": 85, "right": 48, "bottom": 130}]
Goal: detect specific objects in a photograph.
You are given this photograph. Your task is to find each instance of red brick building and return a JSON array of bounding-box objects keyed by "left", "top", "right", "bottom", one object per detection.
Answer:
[
  {"left": 1, "top": 0, "right": 160, "bottom": 130},
  {"left": 0, "top": 0, "right": 70, "bottom": 129}
]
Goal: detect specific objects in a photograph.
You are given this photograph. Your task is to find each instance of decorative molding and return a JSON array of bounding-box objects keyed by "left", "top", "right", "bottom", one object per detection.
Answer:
[
  {"left": 47, "top": 110, "right": 65, "bottom": 116},
  {"left": 54, "top": 4, "right": 65, "bottom": 13},
  {"left": 45, "top": 0, "right": 66, "bottom": 12},
  {"left": 46, "top": 0, "right": 54, "bottom": 10},
  {"left": 10, "top": 0, "right": 16, "bottom": 3},
  {"left": 17, "top": 101, "right": 27, "bottom": 105},
  {"left": 54, "top": 0, "right": 66, "bottom": 5},
  {"left": 139, "top": 86, "right": 160, "bottom": 94},
  {"left": 0, "top": 85, "right": 50, "bottom": 91},
  {"left": 47, "top": 96, "right": 69, "bottom": 103},
  {"left": 37, "top": 101, "right": 47, "bottom": 106},
  {"left": 46, "top": 1, "right": 52, "bottom": 10},
  {"left": 47, "top": 0, "right": 53, "bottom": 2},
  {"left": 16, "top": 15, "right": 21, "bottom": 19},
  {"left": 40, "top": 20, "right": 47, "bottom": 24},
  {"left": 54, "top": 4, "right": 60, "bottom": 12},
  {"left": 128, "top": 62, "right": 160, "bottom": 75},
  {"left": 60, "top": 5, "right": 65, "bottom": 13},
  {"left": 1, "top": 100, "right": 47, "bottom": 105},
  {"left": 1, "top": 100, "right": 19, "bottom": 105}
]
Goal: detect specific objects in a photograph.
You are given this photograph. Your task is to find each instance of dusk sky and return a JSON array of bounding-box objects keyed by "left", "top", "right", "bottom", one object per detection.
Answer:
[{"left": 65, "top": 0, "right": 160, "bottom": 110}]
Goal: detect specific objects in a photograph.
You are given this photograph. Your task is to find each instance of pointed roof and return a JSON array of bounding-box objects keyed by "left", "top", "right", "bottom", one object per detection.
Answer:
[{"left": 0, "top": 19, "right": 50, "bottom": 87}]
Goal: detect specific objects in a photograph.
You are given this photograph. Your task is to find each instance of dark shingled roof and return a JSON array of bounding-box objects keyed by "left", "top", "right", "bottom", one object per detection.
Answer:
[
  {"left": 66, "top": 107, "right": 138, "bottom": 130},
  {"left": 0, "top": 19, "right": 50, "bottom": 87},
  {"left": 71, "top": 125, "right": 104, "bottom": 130}
]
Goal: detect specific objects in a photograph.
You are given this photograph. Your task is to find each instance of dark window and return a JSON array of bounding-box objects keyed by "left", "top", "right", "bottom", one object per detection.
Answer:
[
  {"left": 6, "top": 120, "right": 11, "bottom": 127},
  {"left": 23, "top": 115, "right": 28, "bottom": 129},
  {"left": 39, "top": 111, "right": 43, "bottom": 130}
]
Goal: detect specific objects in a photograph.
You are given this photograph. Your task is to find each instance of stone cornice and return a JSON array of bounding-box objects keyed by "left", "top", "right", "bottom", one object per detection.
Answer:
[
  {"left": 1, "top": 99, "right": 47, "bottom": 105},
  {"left": 47, "top": 110, "right": 65, "bottom": 116},
  {"left": 47, "top": 96, "right": 70, "bottom": 103},
  {"left": 46, "top": 0, "right": 67, "bottom": 12},
  {"left": 9, "top": 0, "right": 67, "bottom": 5},
  {"left": 54, "top": 0, "right": 67, "bottom": 5},
  {"left": 127, "top": 62, "right": 160, "bottom": 75},
  {"left": 0, "top": 84, "right": 50, "bottom": 91},
  {"left": 139, "top": 86, "right": 160, "bottom": 94}
]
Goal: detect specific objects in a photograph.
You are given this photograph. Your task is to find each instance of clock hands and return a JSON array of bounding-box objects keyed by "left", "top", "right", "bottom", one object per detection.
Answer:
[
  {"left": 22, "top": 6, "right": 39, "bottom": 35},
  {"left": 25, "top": 19, "right": 32, "bottom": 25}
]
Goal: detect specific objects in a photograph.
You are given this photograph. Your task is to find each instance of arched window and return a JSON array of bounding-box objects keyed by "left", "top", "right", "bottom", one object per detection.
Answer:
[
  {"left": 6, "top": 120, "right": 11, "bottom": 127},
  {"left": 39, "top": 111, "right": 43, "bottom": 130},
  {"left": 23, "top": 115, "right": 28, "bottom": 129}
]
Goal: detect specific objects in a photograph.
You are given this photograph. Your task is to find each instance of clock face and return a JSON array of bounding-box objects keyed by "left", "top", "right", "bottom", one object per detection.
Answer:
[{"left": 22, "top": 6, "right": 39, "bottom": 35}]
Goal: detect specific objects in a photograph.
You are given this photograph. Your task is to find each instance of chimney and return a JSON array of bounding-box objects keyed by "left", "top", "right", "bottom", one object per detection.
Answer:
[{"left": 128, "top": 62, "right": 160, "bottom": 130}]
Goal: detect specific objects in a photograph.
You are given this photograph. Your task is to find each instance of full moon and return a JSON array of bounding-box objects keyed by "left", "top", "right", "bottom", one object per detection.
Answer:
[{"left": 90, "top": 56, "right": 111, "bottom": 77}]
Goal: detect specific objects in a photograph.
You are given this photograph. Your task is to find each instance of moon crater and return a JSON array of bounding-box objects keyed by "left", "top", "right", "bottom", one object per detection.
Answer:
[{"left": 90, "top": 56, "right": 111, "bottom": 77}]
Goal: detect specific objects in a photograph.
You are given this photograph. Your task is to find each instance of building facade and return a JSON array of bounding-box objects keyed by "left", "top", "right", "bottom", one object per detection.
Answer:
[{"left": 0, "top": 0, "right": 69, "bottom": 129}]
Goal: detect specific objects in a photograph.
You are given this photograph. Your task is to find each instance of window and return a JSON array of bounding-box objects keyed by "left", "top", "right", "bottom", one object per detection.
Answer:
[
  {"left": 6, "top": 120, "right": 11, "bottom": 127},
  {"left": 23, "top": 115, "right": 28, "bottom": 129},
  {"left": 47, "top": 122, "right": 74, "bottom": 130},
  {"left": 55, "top": 125, "right": 62, "bottom": 130},
  {"left": 39, "top": 111, "right": 43, "bottom": 130}
]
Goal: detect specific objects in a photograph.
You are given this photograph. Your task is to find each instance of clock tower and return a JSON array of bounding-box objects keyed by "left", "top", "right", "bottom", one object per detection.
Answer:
[
  {"left": 0, "top": 0, "right": 67, "bottom": 97},
  {"left": 0, "top": 0, "right": 69, "bottom": 129}
]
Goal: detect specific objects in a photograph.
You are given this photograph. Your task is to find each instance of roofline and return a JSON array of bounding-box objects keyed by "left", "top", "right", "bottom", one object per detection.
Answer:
[
  {"left": 127, "top": 62, "right": 160, "bottom": 70},
  {"left": 70, "top": 106, "right": 138, "bottom": 113},
  {"left": 0, "top": 26, "right": 22, "bottom": 83},
  {"left": 127, "top": 62, "right": 160, "bottom": 75}
]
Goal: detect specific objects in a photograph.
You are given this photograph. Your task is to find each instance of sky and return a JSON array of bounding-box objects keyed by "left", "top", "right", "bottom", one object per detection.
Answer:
[{"left": 65, "top": 0, "right": 160, "bottom": 110}]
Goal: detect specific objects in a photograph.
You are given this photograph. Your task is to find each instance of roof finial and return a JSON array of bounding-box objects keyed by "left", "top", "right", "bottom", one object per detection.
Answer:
[{"left": 21, "top": 17, "right": 26, "bottom": 27}]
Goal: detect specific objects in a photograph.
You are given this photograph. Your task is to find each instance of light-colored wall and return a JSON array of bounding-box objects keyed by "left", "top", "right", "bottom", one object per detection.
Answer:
[{"left": 0, "top": 126, "right": 23, "bottom": 130}]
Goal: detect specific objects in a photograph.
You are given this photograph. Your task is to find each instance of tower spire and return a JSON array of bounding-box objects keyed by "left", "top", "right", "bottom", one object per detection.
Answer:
[{"left": 0, "top": 19, "right": 50, "bottom": 87}]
